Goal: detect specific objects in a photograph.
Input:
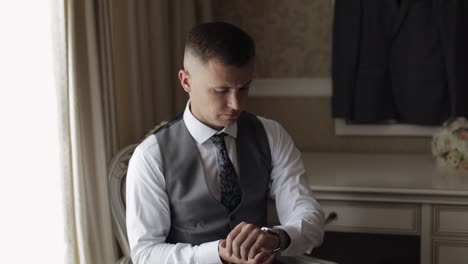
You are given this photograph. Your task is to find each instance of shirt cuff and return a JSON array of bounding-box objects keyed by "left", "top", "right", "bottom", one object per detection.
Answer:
[{"left": 196, "top": 240, "right": 223, "bottom": 264}]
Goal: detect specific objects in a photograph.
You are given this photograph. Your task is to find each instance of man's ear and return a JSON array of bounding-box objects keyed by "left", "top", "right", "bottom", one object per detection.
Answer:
[{"left": 178, "top": 69, "right": 191, "bottom": 93}]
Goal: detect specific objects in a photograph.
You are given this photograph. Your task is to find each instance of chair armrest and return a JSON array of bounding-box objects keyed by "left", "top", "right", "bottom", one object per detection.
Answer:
[{"left": 116, "top": 256, "right": 132, "bottom": 264}]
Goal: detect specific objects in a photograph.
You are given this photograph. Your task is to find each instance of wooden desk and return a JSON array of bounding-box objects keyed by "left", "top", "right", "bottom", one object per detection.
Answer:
[{"left": 303, "top": 152, "right": 468, "bottom": 264}]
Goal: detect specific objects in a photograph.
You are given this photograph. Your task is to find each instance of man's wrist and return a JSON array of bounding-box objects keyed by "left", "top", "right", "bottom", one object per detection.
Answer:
[
  {"left": 273, "top": 228, "right": 291, "bottom": 250},
  {"left": 261, "top": 227, "right": 291, "bottom": 251}
]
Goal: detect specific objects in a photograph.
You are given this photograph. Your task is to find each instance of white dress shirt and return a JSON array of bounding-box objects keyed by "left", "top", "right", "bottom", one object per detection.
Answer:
[{"left": 126, "top": 103, "right": 325, "bottom": 264}]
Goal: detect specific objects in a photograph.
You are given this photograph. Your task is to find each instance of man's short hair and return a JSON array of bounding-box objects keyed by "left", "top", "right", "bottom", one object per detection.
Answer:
[{"left": 186, "top": 22, "right": 255, "bottom": 67}]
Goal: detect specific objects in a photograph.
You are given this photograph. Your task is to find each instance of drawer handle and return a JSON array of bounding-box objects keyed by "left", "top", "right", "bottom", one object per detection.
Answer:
[{"left": 325, "top": 211, "right": 337, "bottom": 225}]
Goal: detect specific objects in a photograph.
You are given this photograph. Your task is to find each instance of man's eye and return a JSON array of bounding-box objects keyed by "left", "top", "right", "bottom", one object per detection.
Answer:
[{"left": 215, "top": 89, "right": 228, "bottom": 94}]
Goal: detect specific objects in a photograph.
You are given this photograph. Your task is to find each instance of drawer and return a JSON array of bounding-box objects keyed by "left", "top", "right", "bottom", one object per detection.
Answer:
[
  {"left": 433, "top": 239, "right": 468, "bottom": 264},
  {"left": 433, "top": 205, "right": 468, "bottom": 237},
  {"left": 320, "top": 201, "right": 420, "bottom": 235}
]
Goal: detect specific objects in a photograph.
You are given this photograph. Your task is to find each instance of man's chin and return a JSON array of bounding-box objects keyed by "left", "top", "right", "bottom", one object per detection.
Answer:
[{"left": 218, "top": 119, "right": 236, "bottom": 128}]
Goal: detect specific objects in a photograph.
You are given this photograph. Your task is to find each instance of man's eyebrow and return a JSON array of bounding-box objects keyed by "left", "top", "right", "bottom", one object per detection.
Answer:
[
  {"left": 209, "top": 85, "right": 230, "bottom": 90},
  {"left": 209, "top": 80, "right": 253, "bottom": 90}
]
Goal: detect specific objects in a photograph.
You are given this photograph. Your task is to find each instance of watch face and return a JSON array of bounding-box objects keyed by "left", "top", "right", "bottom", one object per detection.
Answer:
[
  {"left": 265, "top": 228, "right": 290, "bottom": 250},
  {"left": 260, "top": 227, "right": 282, "bottom": 252}
]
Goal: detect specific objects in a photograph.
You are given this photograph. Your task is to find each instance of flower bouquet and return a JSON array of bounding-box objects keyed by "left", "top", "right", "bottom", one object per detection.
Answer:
[{"left": 432, "top": 117, "right": 468, "bottom": 176}]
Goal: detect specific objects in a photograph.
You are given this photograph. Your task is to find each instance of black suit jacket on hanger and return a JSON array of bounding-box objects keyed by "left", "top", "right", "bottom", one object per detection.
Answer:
[{"left": 332, "top": 0, "right": 467, "bottom": 125}]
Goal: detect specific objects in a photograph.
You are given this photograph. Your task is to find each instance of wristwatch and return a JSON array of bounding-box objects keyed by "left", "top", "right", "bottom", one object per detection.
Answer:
[{"left": 260, "top": 227, "right": 290, "bottom": 252}]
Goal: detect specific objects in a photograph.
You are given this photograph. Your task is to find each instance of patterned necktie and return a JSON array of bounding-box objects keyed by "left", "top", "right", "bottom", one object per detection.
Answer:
[{"left": 210, "top": 133, "right": 243, "bottom": 212}]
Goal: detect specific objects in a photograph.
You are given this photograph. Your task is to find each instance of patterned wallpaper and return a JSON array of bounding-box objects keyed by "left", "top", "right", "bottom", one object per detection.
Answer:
[
  {"left": 212, "top": 0, "right": 333, "bottom": 78},
  {"left": 212, "top": 0, "right": 430, "bottom": 153}
]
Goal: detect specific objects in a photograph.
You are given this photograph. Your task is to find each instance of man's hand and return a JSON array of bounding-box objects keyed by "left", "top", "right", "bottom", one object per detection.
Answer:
[
  {"left": 219, "top": 240, "right": 275, "bottom": 264},
  {"left": 221, "top": 222, "right": 280, "bottom": 262}
]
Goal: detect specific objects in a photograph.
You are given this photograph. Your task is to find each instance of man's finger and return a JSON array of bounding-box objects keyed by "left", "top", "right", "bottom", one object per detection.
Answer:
[
  {"left": 219, "top": 239, "right": 227, "bottom": 248},
  {"left": 251, "top": 251, "right": 273, "bottom": 264},
  {"left": 226, "top": 222, "right": 247, "bottom": 256},
  {"left": 241, "top": 228, "right": 260, "bottom": 260},
  {"left": 249, "top": 231, "right": 266, "bottom": 259},
  {"left": 232, "top": 226, "right": 252, "bottom": 259}
]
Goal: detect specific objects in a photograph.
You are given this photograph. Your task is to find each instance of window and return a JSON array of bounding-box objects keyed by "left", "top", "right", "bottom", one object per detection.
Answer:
[{"left": 0, "top": 1, "right": 65, "bottom": 262}]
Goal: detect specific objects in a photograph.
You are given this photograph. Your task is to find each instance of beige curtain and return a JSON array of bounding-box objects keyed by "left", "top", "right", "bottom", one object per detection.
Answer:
[
  {"left": 54, "top": 0, "right": 212, "bottom": 263},
  {"left": 54, "top": 0, "right": 118, "bottom": 263},
  {"left": 110, "top": 0, "right": 213, "bottom": 148}
]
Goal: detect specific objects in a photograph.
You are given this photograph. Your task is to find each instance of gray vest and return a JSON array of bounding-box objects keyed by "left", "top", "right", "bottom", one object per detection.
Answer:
[{"left": 155, "top": 112, "right": 272, "bottom": 245}]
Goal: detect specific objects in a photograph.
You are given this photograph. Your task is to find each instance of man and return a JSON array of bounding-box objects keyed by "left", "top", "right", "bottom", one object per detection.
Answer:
[{"left": 126, "top": 22, "right": 325, "bottom": 264}]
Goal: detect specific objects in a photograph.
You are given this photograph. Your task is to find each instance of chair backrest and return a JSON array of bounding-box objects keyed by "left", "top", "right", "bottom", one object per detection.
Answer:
[{"left": 108, "top": 144, "right": 138, "bottom": 257}]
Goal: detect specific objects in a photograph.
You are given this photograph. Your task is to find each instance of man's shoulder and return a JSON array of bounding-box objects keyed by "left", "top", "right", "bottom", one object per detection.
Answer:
[
  {"left": 246, "top": 113, "right": 283, "bottom": 133},
  {"left": 135, "top": 134, "right": 160, "bottom": 156},
  {"left": 241, "top": 112, "right": 279, "bottom": 127},
  {"left": 255, "top": 115, "right": 278, "bottom": 126},
  {"left": 152, "top": 115, "right": 184, "bottom": 136}
]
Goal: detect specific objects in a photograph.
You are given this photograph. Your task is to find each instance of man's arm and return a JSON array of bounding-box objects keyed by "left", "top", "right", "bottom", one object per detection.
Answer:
[
  {"left": 220, "top": 118, "right": 325, "bottom": 261},
  {"left": 126, "top": 136, "right": 222, "bottom": 264},
  {"left": 261, "top": 117, "right": 326, "bottom": 256}
]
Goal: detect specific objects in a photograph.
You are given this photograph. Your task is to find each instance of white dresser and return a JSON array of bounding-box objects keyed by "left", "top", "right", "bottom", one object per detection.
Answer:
[{"left": 303, "top": 152, "right": 468, "bottom": 264}]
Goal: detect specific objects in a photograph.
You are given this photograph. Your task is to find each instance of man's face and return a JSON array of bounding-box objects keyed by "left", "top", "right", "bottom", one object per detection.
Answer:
[{"left": 179, "top": 57, "right": 254, "bottom": 130}]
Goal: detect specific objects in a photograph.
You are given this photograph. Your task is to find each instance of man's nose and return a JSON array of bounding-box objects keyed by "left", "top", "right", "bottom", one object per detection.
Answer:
[{"left": 227, "top": 92, "right": 240, "bottom": 110}]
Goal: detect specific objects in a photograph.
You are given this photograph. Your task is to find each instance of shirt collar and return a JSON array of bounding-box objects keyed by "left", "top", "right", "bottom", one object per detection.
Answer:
[{"left": 183, "top": 101, "right": 238, "bottom": 144}]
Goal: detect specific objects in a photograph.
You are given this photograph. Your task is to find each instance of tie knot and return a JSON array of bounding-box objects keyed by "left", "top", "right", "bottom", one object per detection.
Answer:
[{"left": 210, "top": 133, "right": 226, "bottom": 146}]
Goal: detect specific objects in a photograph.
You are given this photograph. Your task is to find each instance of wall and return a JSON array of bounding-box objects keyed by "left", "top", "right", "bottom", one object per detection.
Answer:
[{"left": 212, "top": 0, "right": 431, "bottom": 153}]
